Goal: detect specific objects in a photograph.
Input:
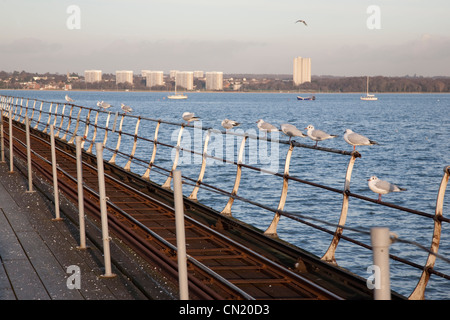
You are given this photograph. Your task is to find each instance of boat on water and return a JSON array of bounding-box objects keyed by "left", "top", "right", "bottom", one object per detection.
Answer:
[
  {"left": 297, "top": 95, "right": 315, "bottom": 101},
  {"left": 360, "top": 76, "right": 377, "bottom": 101},
  {"left": 167, "top": 76, "right": 188, "bottom": 100}
]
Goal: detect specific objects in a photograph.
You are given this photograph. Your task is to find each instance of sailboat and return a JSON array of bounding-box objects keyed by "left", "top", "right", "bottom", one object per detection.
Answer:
[
  {"left": 360, "top": 76, "right": 377, "bottom": 101},
  {"left": 167, "top": 76, "right": 188, "bottom": 100}
]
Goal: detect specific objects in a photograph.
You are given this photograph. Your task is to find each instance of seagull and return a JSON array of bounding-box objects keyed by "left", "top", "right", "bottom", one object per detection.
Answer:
[
  {"left": 305, "top": 125, "right": 338, "bottom": 146},
  {"left": 221, "top": 119, "right": 240, "bottom": 131},
  {"left": 65, "top": 94, "right": 74, "bottom": 102},
  {"left": 368, "top": 176, "right": 407, "bottom": 202},
  {"left": 256, "top": 119, "right": 278, "bottom": 137},
  {"left": 295, "top": 19, "right": 307, "bottom": 26},
  {"left": 97, "top": 101, "right": 113, "bottom": 110},
  {"left": 280, "top": 123, "right": 306, "bottom": 142},
  {"left": 344, "top": 129, "right": 378, "bottom": 151},
  {"left": 182, "top": 112, "right": 200, "bottom": 124},
  {"left": 121, "top": 103, "right": 133, "bottom": 114}
]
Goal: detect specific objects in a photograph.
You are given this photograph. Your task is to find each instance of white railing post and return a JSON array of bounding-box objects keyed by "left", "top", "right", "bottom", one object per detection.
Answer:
[
  {"left": 173, "top": 170, "right": 189, "bottom": 300},
  {"left": 96, "top": 142, "right": 116, "bottom": 278},
  {"left": 50, "top": 125, "right": 62, "bottom": 221},
  {"left": 0, "top": 107, "right": 5, "bottom": 163},
  {"left": 76, "top": 136, "right": 87, "bottom": 250},
  {"left": 25, "top": 116, "right": 35, "bottom": 193},
  {"left": 370, "top": 227, "right": 391, "bottom": 300},
  {"left": 9, "top": 108, "right": 14, "bottom": 173}
]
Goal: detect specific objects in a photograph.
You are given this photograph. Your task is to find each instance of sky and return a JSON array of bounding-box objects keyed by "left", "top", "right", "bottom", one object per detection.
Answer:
[{"left": 1, "top": 0, "right": 450, "bottom": 77}]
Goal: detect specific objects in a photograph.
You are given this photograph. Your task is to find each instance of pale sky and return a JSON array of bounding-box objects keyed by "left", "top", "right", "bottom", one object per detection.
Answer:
[{"left": 1, "top": 0, "right": 450, "bottom": 76}]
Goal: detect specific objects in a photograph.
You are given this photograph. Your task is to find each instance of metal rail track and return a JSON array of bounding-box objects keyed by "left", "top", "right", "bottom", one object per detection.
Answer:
[{"left": 5, "top": 119, "right": 347, "bottom": 300}]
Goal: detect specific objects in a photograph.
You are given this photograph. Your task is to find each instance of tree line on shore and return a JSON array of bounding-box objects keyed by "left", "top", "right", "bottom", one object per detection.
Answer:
[{"left": 1, "top": 70, "right": 450, "bottom": 93}]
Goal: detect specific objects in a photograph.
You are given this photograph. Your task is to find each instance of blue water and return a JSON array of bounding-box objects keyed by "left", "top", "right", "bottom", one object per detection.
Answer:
[{"left": 2, "top": 90, "right": 450, "bottom": 299}]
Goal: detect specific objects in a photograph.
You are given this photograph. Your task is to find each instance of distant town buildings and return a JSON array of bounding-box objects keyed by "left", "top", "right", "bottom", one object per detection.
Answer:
[
  {"left": 293, "top": 57, "right": 311, "bottom": 85},
  {"left": 144, "top": 71, "right": 164, "bottom": 87},
  {"left": 84, "top": 70, "right": 102, "bottom": 83},
  {"left": 116, "top": 70, "right": 133, "bottom": 84},
  {"left": 175, "top": 71, "right": 194, "bottom": 90},
  {"left": 206, "top": 72, "right": 223, "bottom": 91}
]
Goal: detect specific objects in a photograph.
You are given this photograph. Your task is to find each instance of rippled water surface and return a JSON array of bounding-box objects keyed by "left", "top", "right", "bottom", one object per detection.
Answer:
[{"left": 2, "top": 90, "right": 449, "bottom": 299}]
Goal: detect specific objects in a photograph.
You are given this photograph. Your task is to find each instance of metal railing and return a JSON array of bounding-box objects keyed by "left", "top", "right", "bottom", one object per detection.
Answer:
[{"left": 1, "top": 94, "right": 449, "bottom": 299}]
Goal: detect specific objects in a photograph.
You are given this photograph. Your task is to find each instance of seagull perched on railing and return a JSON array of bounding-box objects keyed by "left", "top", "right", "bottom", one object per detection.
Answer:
[
  {"left": 368, "top": 176, "right": 407, "bottom": 202},
  {"left": 295, "top": 19, "right": 307, "bottom": 26},
  {"left": 121, "top": 103, "right": 133, "bottom": 114},
  {"left": 182, "top": 112, "right": 200, "bottom": 124},
  {"left": 305, "top": 125, "right": 338, "bottom": 146},
  {"left": 65, "top": 94, "right": 74, "bottom": 102},
  {"left": 280, "top": 123, "right": 306, "bottom": 142},
  {"left": 256, "top": 119, "right": 278, "bottom": 137},
  {"left": 343, "top": 129, "right": 378, "bottom": 151},
  {"left": 97, "top": 101, "right": 113, "bottom": 110},
  {"left": 221, "top": 119, "right": 240, "bottom": 131}
]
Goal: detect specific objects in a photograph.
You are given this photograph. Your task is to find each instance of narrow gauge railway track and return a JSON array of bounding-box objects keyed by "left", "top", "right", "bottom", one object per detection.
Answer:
[{"left": 5, "top": 120, "right": 345, "bottom": 300}]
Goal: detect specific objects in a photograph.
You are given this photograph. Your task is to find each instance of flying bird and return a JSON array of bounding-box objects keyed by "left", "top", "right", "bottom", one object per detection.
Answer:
[
  {"left": 182, "top": 112, "right": 200, "bottom": 124},
  {"left": 97, "top": 101, "right": 113, "bottom": 110},
  {"left": 221, "top": 119, "right": 240, "bottom": 131},
  {"left": 368, "top": 176, "right": 407, "bottom": 202},
  {"left": 280, "top": 123, "right": 306, "bottom": 142},
  {"left": 256, "top": 119, "right": 278, "bottom": 137},
  {"left": 305, "top": 125, "right": 338, "bottom": 146},
  {"left": 296, "top": 19, "right": 307, "bottom": 26},
  {"left": 343, "top": 129, "right": 378, "bottom": 151},
  {"left": 121, "top": 103, "right": 133, "bottom": 114},
  {"left": 65, "top": 94, "right": 74, "bottom": 102}
]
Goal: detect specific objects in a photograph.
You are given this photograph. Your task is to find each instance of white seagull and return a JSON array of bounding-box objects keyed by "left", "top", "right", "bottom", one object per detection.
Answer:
[
  {"left": 182, "top": 112, "right": 200, "bottom": 124},
  {"left": 296, "top": 19, "right": 308, "bottom": 26},
  {"left": 344, "top": 129, "right": 378, "bottom": 151},
  {"left": 221, "top": 119, "right": 240, "bottom": 131},
  {"left": 97, "top": 101, "right": 113, "bottom": 110},
  {"left": 368, "top": 176, "right": 407, "bottom": 202},
  {"left": 121, "top": 103, "right": 133, "bottom": 114},
  {"left": 305, "top": 125, "right": 338, "bottom": 146},
  {"left": 280, "top": 123, "right": 306, "bottom": 142},
  {"left": 65, "top": 94, "right": 74, "bottom": 102},
  {"left": 256, "top": 119, "right": 278, "bottom": 137}
]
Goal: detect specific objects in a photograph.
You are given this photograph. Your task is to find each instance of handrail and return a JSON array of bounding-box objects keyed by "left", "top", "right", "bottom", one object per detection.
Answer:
[{"left": 1, "top": 94, "right": 449, "bottom": 299}]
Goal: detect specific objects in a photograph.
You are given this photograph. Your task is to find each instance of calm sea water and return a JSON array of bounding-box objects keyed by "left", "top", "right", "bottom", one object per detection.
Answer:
[{"left": 2, "top": 90, "right": 449, "bottom": 299}]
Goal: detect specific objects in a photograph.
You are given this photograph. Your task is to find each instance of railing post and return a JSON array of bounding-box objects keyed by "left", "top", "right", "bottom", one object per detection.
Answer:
[
  {"left": 142, "top": 120, "right": 161, "bottom": 180},
  {"left": 76, "top": 136, "right": 87, "bottom": 250},
  {"left": 173, "top": 170, "right": 189, "bottom": 300},
  {"left": 50, "top": 125, "right": 62, "bottom": 221},
  {"left": 87, "top": 111, "right": 99, "bottom": 153},
  {"left": 370, "top": 227, "right": 391, "bottom": 300},
  {"left": 188, "top": 129, "right": 212, "bottom": 200},
  {"left": 220, "top": 135, "right": 247, "bottom": 216},
  {"left": 162, "top": 125, "right": 185, "bottom": 189},
  {"left": 0, "top": 107, "right": 5, "bottom": 163},
  {"left": 264, "top": 143, "right": 294, "bottom": 236},
  {"left": 8, "top": 108, "right": 14, "bottom": 173},
  {"left": 109, "top": 114, "right": 125, "bottom": 164},
  {"left": 25, "top": 116, "right": 35, "bottom": 193},
  {"left": 68, "top": 109, "right": 82, "bottom": 144},
  {"left": 322, "top": 151, "right": 360, "bottom": 264},
  {"left": 124, "top": 117, "right": 141, "bottom": 171},
  {"left": 409, "top": 165, "right": 450, "bottom": 300},
  {"left": 96, "top": 142, "right": 116, "bottom": 278},
  {"left": 34, "top": 101, "right": 43, "bottom": 129},
  {"left": 43, "top": 102, "right": 53, "bottom": 133}
]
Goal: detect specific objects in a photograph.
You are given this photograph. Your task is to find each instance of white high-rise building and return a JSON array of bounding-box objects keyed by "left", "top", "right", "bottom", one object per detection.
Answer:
[
  {"left": 176, "top": 71, "right": 194, "bottom": 90},
  {"left": 206, "top": 72, "right": 223, "bottom": 91},
  {"left": 116, "top": 70, "right": 133, "bottom": 84},
  {"left": 293, "top": 57, "right": 311, "bottom": 85},
  {"left": 84, "top": 70, "right": 102, "bottom": 83},
  {"left": 145, "top": 71, "right": 164, "bottom": 88},
  {"left": 193, "top": 71, "right": 204, "bottom": 78}
]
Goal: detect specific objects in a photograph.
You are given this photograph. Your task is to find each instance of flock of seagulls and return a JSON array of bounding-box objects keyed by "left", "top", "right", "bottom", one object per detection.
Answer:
[
  {"left": 62, "top": 95, "right": 407, "bottom": 203},
  {"left": 181, "top": 111, "right": 407, "bottom": 202},
  {"left": 65, "top": 95, "right": 133, "bottom": 114}
]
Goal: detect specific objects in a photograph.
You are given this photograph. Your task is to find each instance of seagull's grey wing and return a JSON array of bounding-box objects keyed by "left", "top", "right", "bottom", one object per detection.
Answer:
[{"left": 348, "top": 132, "right": 370, "bottom": 144}]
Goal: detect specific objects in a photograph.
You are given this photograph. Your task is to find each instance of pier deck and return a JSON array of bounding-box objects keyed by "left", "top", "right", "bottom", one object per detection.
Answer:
[{"left": 0, "top": 162, "right": 175, "bottom": 300}]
